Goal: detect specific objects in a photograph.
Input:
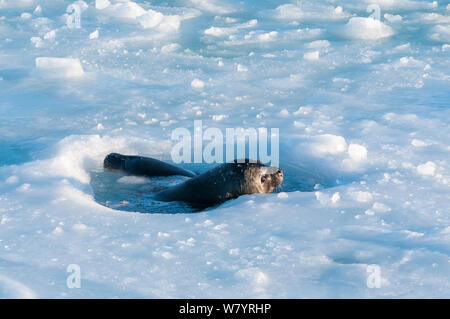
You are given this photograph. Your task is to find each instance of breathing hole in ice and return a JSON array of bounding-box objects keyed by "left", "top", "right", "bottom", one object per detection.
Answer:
[{"left": 90, "top": 161, "right": 345, "bottom": 214}]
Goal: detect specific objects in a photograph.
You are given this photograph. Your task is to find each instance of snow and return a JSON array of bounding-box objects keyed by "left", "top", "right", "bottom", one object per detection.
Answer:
[
  {"left": 137, "top": 9, "right": 164, "bottom": 29},
  {"left": 303, "top": 50, "right": 320, "bottom": 61},
  {"left": 89, "top": 29, "right": 99, "bottom": 40},
  {"left": 384, "top": 13, "right": 403, "bottom": 23},
  {"left": 0, "top": 0, "right": 450, "bottom": 298},
  {"left": 33, "top": 5, "right": 41, "bottom": 14},
  {"left": 0, "top": 0, "right": 35, "bottom": 9},
  {"left": 35, "top": 57, "right": 84, "bottom": 78},
  {"left": 190, "top": 0, "right": 235, "bottom": 15},
  {"left": 430, "top": 24, "right": 450, "bottom": 42},
  {"left": 0, "top": 274, "right": 36, "bottom": 298},
  {"left": 267, "top": 2, "right": 350, "bottom": 22},
  {"left": 308, "top": 134, "right": 348, "bottom": 156},
  {"left": 191, "top": 78, "right": 205, "bottom": 90},
  {"left": 417, "top": 161, "right": 437, "bottom": 176},
  {"left": 340, "top": 17, "right": 394, "bottom": 40},
  {"left": 361, "top": 0, "right": 437, "bottom": 10},
  {"left": 95, "top": 0, "right": 110, "bottom": 10},
  {"left": 20, "top": 12, "right": 32, "bottom": 19},
  {"left": 348, "top": 144, "right": 368, "bottom": 162},
  {"left": 109, "top": 1, "right": 146, "bottom": 19}
]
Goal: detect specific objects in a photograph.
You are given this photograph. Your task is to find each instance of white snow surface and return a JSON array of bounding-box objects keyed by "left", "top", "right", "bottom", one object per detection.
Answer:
[{"left": 0, "top": 0, "right": 449, "bottom": 298}]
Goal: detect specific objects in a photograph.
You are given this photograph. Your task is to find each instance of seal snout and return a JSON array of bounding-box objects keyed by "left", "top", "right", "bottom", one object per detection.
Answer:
[
  {"left": 274, "top": 168, "right": 284, "bottom": 188},
  {"left": 258, "top": 166, "right": 284, "bottom": 193}
]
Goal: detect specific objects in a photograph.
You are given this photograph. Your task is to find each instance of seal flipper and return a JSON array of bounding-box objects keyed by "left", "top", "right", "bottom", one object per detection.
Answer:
[{"left": 103, "top": 153, "right": 196, "bottom": 178}]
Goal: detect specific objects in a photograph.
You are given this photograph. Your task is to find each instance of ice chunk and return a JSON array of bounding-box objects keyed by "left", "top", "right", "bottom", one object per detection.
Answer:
[
  {"left": 277, "top": 192, "right": 288, "bottom": 199},
  {"left": 190, "top": 0, "right": 234, "bottom": 15},
  {"left": 212, "top": 114, "right": 227, "bottom": 121},
  {"left": 372, "top": 202, "right": 391, "bottom": 213},
  {"left": 341, "top": 17, "right": 394, "bottom": 40},
  {"left": 309, "top": 134, "right": 347, "bottom": 156},
  {"left": 349, "top": 190, "right": 373, "bottom": 203},
  {"left": 348, "top": 144, "right": 368, "bottom": 162},
  {"left": 304, "top": 51, "right": 319, "bottom": 61},
  {"left": 160, "top": 43, "right": 180, "bottom": 53},
  {"left": 110, "top": 1, "right": 146, "bottom": 19},
  {"left": 204, "top": 26, "right": 229, "bottom": 37},
  {"left": 331, "top": 192, "right": 340, "bottom": 204},
  {"left": 0, "top": 275, "right": 36, "bottom": 299},
  {"left": 384, "top": 13, "right": 402, "bottom": 23},
  {"left": 33, "top": 5, "right": 41, "bottom": 14},
  {"left": 35, "top": 57, "right": 84, "bottom": 78},
  {"left": 305, "top": 40, "right": 330, "bottom": 49},
  {"left": 52, "top": 226, "right": 64, "bottom": 235},
  {"left": 137, "top": 9, "right": 164, "bottom": 29},
  {"left": 418, "top": 13, "right": 450, "bottom": 24},
  {"left": 278, "top": 109, "right": 290, "bottom": 117},
  {"left": 0, "top": 0, "right": 34, "bottom": 9},
  {"left": 43, "top": 30, "right": 57, "bottom": 40},
  {"left": 30, "top": 36, "right": 43, "bottom": 48},
  {"left": 363, "top": 0, "right": 437, "bottom": 10},
  {"left": 17, "top": 183, "right": 30, "bottom": 192},
  {"left": 417, "top": 161, "right": 436, "bottom": 176},
  {"left": 257, "top": 31, "right": 278, "bottom": 41},
  {"left": 236, "top": 64, "right": 248, "bottom": 72},
  {"left": 430, "top": 25, "right": 450, "bottom": 42},
  {"left": 5, "top": 176, "right": 19, "bottom": 184},
  {"left": 20, "top": 12, "right": 31, "bottom": 19},
  {"left": 89, "top": 29, "right": 99, "bottom": 39},
  {"left": 157, "top": 15, "right": 181, "bottom": 32},
  {"left": 269, "top": 3, "right": 349, "bottom": 21},
  {"left": 95, "top": 0, "right": 110, "bottom": 10},
  {"left": 272, "top": 4, "right": 303, "bottom": 20},
  {"left": 204, "top": 19, "right": 257, "bottom": 37},
  {"left": 117, "top": 176, "right": 149, "bottom": 184},
  {"left": 315, "top": 191, "right": 340, "bottom": 205},
  {"left": 411, "top": 139, "right": 428, "bottom": 147},
  {"left": 191, "top": 78, "right": 205, "bottom": 90},
  {"left": 72, "top": 223, "right": 87, "bottom": 231}
]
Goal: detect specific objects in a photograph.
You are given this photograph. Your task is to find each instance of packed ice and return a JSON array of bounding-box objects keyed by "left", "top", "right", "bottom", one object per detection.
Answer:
[{"left": 0, "top": 0, "right": 449, "bottom": 298}]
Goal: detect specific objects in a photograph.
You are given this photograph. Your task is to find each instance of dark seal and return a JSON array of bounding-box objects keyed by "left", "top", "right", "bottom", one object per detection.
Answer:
[{"left": 104, "top": 153, "right": 283, "bottom": 207}]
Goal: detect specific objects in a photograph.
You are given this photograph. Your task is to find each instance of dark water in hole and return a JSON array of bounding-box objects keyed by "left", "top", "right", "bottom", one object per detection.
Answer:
[{"left": 90, "top": 161, "right": 341, "bottom": 214}]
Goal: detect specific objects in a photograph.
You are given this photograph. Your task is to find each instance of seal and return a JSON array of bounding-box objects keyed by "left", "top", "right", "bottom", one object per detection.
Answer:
[{"left": 103, "top": 153, "right": 283, "bottom": 207}]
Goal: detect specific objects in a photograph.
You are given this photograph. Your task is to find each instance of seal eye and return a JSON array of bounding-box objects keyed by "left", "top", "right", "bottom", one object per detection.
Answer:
[{"left": 261, "top": 175, "right": 267, "bottom": 183}]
